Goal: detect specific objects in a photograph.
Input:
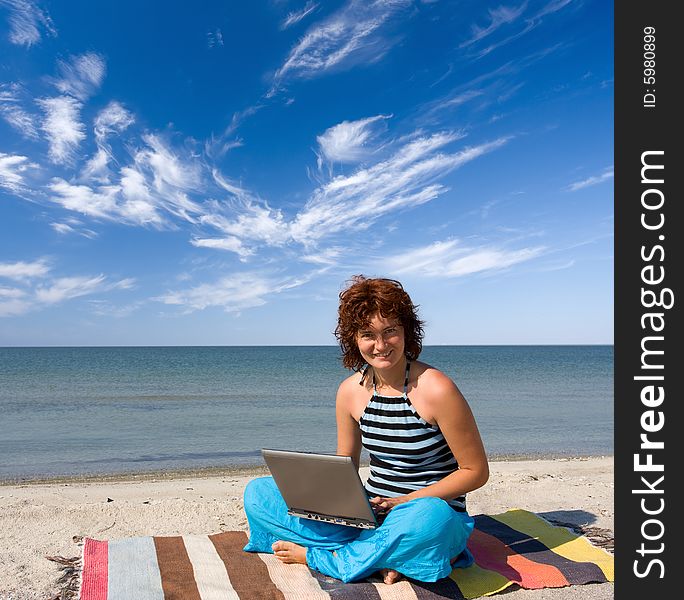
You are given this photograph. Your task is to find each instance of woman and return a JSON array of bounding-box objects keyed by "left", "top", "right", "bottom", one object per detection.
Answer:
[{"left": 243, "top": 276, "right": 489, "bottom": 584}]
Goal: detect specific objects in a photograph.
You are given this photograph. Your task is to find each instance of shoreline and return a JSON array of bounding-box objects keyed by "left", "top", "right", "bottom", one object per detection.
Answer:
[{"left": 0, "top": 453, "right": 613, "bottom": 486}]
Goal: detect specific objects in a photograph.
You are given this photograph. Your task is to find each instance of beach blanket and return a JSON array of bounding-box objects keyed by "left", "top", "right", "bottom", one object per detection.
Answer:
[{"left": 55, "top": 509, "right": 613, "bottom": 600}]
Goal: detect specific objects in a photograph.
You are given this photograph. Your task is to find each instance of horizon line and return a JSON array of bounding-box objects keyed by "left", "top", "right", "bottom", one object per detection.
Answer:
[{"left": 0, "top": 343, "right": 615, "bottom": 349}]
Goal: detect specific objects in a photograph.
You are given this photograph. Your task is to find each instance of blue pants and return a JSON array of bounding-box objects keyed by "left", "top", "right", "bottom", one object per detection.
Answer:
[{"left": 242, "top": 476, "right": 475, "bottom": 583}]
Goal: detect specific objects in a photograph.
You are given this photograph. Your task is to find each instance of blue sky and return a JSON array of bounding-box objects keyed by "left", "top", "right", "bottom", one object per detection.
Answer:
[{"left": 0, "top": 0, "right": 613, "bottom": 346}]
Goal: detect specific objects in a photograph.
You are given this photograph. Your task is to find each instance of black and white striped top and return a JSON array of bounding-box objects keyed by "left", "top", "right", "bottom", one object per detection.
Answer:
[{"left": 359, "top": 361, "right": 466, "bottom": 511}]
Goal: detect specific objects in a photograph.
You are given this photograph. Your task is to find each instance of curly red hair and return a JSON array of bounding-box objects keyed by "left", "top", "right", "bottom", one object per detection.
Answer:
[{"left": 335, "top": 275, "right": 425, "bottom": 371}]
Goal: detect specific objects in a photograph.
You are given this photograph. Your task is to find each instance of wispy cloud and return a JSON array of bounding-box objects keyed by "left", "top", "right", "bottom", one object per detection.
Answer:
[
  {"left": 94, "top": 101, "right": 134, "bottom": 144},
  {"left": 49, "top": 179, "right": 120, "bottom": 220},
  {"left": 535, "top": 0, "right": 575, "bottom": 20},
  {"left": 281, "top": 1, "right": 319, "bottom": 30},
  {"left": 48, "top": 134, "right": 205, "bottom": 227},
  {"left": 190, "top": 236, "right": 254, "bottom": 260},
  {"left": 459, "top": 0, "right": 575, "bottom": 59},
  {"left": 198, "top": 197, "right": 290, "bottom": 248},
  {"left": 52, "top": 52, "right": 106, "bottom": 100},
  {"left": 1, "top": 0, "right": 56, "bottom": 47},
  {"left": 272, "top": 0, "right": 411, "bottom": 90},
  {"left": 83, "top": 101, "right": 135, "bottom": 181},
  {"left": 50, "top": 218, "right": 98, "bottom": 238},
  {"left": 0, "top": 152, "right": 38, "bottom": 192},
  {"left": 34, "top": 274, "right": 107, "bottom": 304},
  {"left": 566, "top": 166, "right": 613, "bottom": 191},
  {"left": 88, "top": 299, "right": 144, "bottom": 318},
  {"left": 155, "top": 271, "right": 312, "bottom": 314},
  {"left": 291, "top": 133, "right": 510, "bottom": 245},
  {"left": 470, "top": 20, "right": 537, "bottom": 60},
  {"left": 423, "top": 89, "right": 485, "bottom": 118},
  {"left": 0, "top": 258, "right": 134, "bottom": 316},
  {"left": 419, "top": 43, "right": 565, "bottom": 125},
  {"left": 205, "top": 104, "right": 263, "bottom": 159},
  {"left": 37, "top": 96, "right": 86, "bottom": 165},
  {"left": 316, "top": 114, "right": 390, "bottom": 167},
  {"left": 195, "top": 133, "right": 511, "bottom": 258},
  {"left": 300, "top": 247, "right": 343, "bottom": 265},
  {"left": 461, "top": 2, "right": 529, "bottom": 48},
  {"left": 384, "top": 239, "right": 545, "bottom": 277},
  {"left": 0, "top": 82, "right": 39, "bottom": 138},
  {"left": 133, "top": 134, "right": 204, "bottom": 221},
  {"left": 207, "top": 28, "right": 224, "bottom": 48},
  {"left": 0, "top": 258, "right": 50, "bottom": 280},
  {"left": 0, "top": 290, "right": 31, "bottom": 316}
]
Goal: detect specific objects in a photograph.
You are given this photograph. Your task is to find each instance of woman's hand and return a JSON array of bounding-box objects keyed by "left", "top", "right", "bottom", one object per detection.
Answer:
[{"left": 369, "top": 495, "right": 411, "bottom": 514}]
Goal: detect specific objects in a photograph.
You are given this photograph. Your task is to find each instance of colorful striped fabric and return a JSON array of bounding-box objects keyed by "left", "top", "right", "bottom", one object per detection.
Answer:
[{"left": 78, "top": 509, "right": 613, "bottom": 600}]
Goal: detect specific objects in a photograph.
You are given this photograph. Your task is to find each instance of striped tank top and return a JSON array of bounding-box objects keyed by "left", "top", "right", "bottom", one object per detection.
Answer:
[{"left": 359, "top": 361, "right": 466, "bottom": 511}]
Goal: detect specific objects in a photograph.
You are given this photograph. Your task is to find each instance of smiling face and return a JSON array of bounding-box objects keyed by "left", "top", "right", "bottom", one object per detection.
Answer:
[{"left": 356, "top": 313, "right": 405, "bottom": 371}]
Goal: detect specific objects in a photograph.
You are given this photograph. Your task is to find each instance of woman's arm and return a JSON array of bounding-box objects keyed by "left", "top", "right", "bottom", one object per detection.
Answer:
[
  {"left": 335, "top": 378, "right": 362, "bottom": 469},
  {"left": 370, "top": 370, "right": 489, "bottom": 511}
]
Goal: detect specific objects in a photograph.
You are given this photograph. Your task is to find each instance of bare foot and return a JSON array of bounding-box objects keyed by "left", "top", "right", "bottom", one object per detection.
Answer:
[
  {"left": 380, "top": 568, "right": 403, "bottom": 584},
  {"left": 272, "top": 541, "right": 308, "bottom": 565}
]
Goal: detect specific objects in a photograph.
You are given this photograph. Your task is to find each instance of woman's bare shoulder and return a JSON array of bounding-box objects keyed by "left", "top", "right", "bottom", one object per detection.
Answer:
[
  {"left": 413, "top": 361, "right": 457, "bottom": 390},
  {"left": 337, "top": 370, "right": 369, "bottom": 398}
]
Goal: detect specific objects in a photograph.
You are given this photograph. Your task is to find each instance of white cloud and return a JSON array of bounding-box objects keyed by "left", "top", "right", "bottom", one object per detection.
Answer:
[
  {"left": 273, "top": 0, "right": 411, "bottom": 87},
  {"left": 190, "top": 236, "right": 254, "bottom": 260},
  {"left": 83, "top": 102, "right": 135, "bottom": 180},
  {"left": 316, "top": 114, "right": 390, "bottom": 165},
  {"left": 460, "top": 1, "right": 575, "bottom": 58},
  {"left": 566, "top": 167, "right": 614, "bottom": 192},
  {"left": 155, "top": 272, "right": 298, "bottom": 313},
  {"left": 300, "top": 247, "right": 343, "bottom": 265},
  {"left": 0, "top": 296, "right": 32, "bottom": 316},
  {"left": 194, "top": 133, "right": 510, "bottom": 257},
  {"left": 385, "top": 239, "right": 545, "bottom": 277},
  {"left": 34, "top": 274, "right": 107, "bottom": 304},
  {"left": 118, "top": 167, "right": 165, "bottom": 225},
  {"left": 207, "top": 28, "right": 224, "bottom": 48},
  {"left": 439, "top": 90, "right": 485, "bottom": 110},
  {"left": 0, "top": 285, "right": 31, "bottom": 316},
  {"left": 94, "top": 101, "right": 134, "bottom": 143},
  {"left": 281, "top": 1, "right": 319, "bottom": 29},
  {"left": 461, "top": 2, "right": 529, "bottom": 48},
  {"left": 199, "top": 199, "right": 290, "bottom": 247},
  {"left": 201, "top": 170, "right": 290, "bottom": 250},
  {"left": 53, "top": 52, "right": 106, "bottom": 100},
  {"left": 112, "top": 277, "right": 136, "bottom": 290},
  {"left": 0, "top": 258, "right": 50, "bottom": 280},
  {"left": 0, "top": 152, "right": 37, "bottom": 191},
  {"left": 1, "top": 0, "right": 56, "bottom": 46},
  {"left": 291, "top": 133, "right": 510, "bottom": 244},
  {"left": 48, "top": 175, "right": 167, "bottom": 227},
  {"left": 37, "top": 96, "right": 85, "bottom": 165},
  {"left": 0, "top": 286, "right": 26, "bottom": 298},
  {"left": 81, "top": 147, "right": 111, "bottom": 181},
  {"left": 135, "top": 134, "right": 202, "bottom": 195},
  {"left": 49, "top": 178, "right": 120, "bottom": 219},
  {"left": 0, "top": 256, "right": 134, "bottom": 317},
  {"left": 47, "top": 135, "right": 209, "bottom": 228},
  {"left": 88, "top": 299, "right": 143, "bottom": 318},
  {"left": 535, "top": 0, "right": 574, "bottom": 20},
  {"left": 0, "top": 82, "right": 39, "bottom": 138},
  {"left": 50, "top": 221, "right": 98, "bottom": 238}
]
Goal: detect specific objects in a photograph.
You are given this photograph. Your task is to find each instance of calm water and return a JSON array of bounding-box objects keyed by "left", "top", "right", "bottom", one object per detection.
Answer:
[{"left": 0, "top": 346, "right": 613, "bottom": 480}]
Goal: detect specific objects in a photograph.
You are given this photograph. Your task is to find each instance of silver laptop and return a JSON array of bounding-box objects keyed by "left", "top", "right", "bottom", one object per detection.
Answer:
[{"left": 261, "top": 449, "right": 379, "bottom": 529}]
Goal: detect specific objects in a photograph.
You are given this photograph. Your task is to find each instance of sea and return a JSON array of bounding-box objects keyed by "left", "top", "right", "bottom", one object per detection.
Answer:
[{"left": 0, "top": 345, "right": 613, "bottom": 481}]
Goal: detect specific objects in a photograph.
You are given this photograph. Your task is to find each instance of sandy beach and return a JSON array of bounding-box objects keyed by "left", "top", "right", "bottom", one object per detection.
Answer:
[{"left": 0, "top": 456, "right": 613, "bottom": 600}]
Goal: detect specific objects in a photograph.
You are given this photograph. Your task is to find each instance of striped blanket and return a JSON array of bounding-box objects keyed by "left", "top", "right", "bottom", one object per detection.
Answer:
[{"left": 76, "top": 509, "right": 613, "bottom": 599}]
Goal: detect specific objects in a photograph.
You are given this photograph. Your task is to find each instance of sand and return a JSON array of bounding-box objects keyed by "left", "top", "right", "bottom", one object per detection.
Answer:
[{"left": 0, "top": 456, "right": 613, "bottom": 600}]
